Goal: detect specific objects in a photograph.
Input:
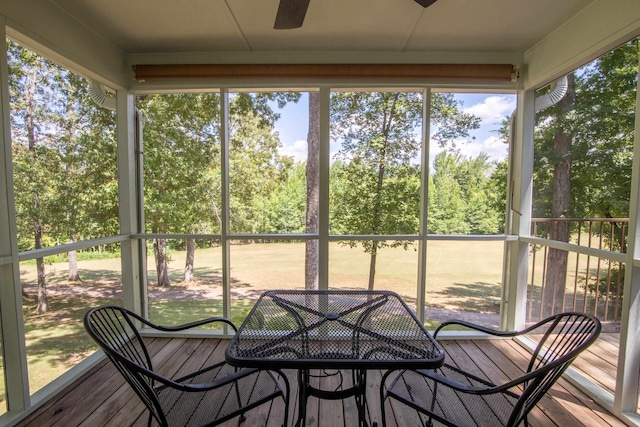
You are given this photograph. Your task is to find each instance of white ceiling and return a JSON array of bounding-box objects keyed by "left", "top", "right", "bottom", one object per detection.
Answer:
[{"left": 48, "top": 0, "right": 593, "bottom": 55}]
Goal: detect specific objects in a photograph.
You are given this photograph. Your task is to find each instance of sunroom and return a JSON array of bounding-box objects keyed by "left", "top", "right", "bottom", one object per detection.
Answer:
[{"left": 1, "top": 0, "right": 640, "bottom": 426}]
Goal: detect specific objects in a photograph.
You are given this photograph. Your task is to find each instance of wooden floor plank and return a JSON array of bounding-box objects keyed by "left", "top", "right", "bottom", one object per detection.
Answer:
[
  {"left": 441, "top": 340, "right": 556, "bottom": 427},
  {"left": 16, "top": 359, "right": 111, "bottom": 427},
  {"left": 17, "top": 337, "right": 624, "bottom": 427},
  {"left": 502, "top": 340, "right": 625, "bottom": 426},
  {"left": 487, "top": 339, "right": 599, "bottom": 426}
]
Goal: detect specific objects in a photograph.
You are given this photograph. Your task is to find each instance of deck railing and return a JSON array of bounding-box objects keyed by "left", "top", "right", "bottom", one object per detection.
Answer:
[{"left": 527, "top": 218, "right": 628, "bottom": 325}]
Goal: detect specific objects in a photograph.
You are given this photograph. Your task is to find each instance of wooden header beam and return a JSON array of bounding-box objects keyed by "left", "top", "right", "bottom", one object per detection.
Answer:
[{"left": 133, "top": 63, "right": 517, "bottom": 83}]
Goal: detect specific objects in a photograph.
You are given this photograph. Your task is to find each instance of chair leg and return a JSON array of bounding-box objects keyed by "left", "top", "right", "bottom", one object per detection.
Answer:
[
  {"left": 279, "top": 371, "right": 291, "bottom": 427},
  {"left": 234, "top": 372, "right": 247, "bottom": 425},
  {"left": 379, "top": 370, "right": 393, "bottom": 427},
  {"left": 380, "top": 391, "right": 388, "bottom": 427}
]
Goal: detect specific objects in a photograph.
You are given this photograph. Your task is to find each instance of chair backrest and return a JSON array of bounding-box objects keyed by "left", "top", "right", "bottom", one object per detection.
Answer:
[
  {"left": 509, "top": 312, "right": 601, "bottom": 426},
  {"left": 84, "top": 306, "right": 167, "bottom": 425}
]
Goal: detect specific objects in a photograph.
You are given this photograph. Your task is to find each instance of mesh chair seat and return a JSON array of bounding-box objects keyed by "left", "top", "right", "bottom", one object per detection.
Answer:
[
  {"left": 386, "top": 365, "right": 519, "bottom": 426},
  {"left": 84, "top": 305, "right": 289, "bottom": 427},
  {"left": 380, "top": 312, "right": 601, "bottom": 427}
]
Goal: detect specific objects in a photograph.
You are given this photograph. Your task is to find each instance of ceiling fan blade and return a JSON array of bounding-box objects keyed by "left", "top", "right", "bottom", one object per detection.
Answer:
[
  {"left": 274, "top": 0, "right": 311, "bottom": 29},
  {"left": 414, "top": 0, "right": 437, "bottom": 7}
]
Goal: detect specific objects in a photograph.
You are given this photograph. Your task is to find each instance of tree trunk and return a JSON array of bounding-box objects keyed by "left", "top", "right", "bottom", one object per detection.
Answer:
[
  {"left": 305, "top": 92, "right": 320, "bottom": 291},
  {"left": 543, "top": 73, "right": 575, "bottom": 317},
  {"left": 26, "top": 68, "right": 48, "bottom": 314},
  {"left": 68, "top": 249, "right": 80, "bottom": 281},
  {"left": 153, "top": 238, "right": 171, "bottom": 286},
  {"left": 184, "top": 236, "right": 195, "bottom": 283},
  {"left": 367, "top": 93, "right": 397, "bottom": 290},
  {"left": 35, "top": 221, "right": 47, "bottom": 315},
  {"left": 368, "top": 242, "right": 378, "bottom": 291},
  {"left": 68, "top": 237, "right": 81, "bottom": 281}
]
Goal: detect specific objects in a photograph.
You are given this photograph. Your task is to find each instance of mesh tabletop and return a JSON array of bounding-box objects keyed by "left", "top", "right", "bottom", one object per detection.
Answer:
[{"left": 225, "top": 290, "right": 445, "bottom": 370}]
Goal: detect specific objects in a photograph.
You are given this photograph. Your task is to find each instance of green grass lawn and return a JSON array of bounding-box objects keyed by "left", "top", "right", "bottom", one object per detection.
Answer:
[{"left": 12, "top": 240, "right": 505, "bottom": 406}]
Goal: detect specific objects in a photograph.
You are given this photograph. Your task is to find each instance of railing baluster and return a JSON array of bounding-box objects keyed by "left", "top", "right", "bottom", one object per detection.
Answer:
[
  {"left": 529, "top": 217, "right": 628, "bottom": 325},
  {"left": 540, "top": 244, "right": 548, "bottom": 321},
  {"left": 572, "top": 222, "right": 582, "bottom": 312}
]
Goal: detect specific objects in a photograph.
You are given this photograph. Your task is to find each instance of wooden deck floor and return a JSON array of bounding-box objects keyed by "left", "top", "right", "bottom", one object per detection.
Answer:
[
  {"left": 569, "top": 333, "right": 620, "bottom": 399},
  {"left": 16, "top": 337, "right": 625, "bottom": 427}
]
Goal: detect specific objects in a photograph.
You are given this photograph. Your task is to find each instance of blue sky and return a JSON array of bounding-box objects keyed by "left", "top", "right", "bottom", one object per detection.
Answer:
[{"left": 273, "top": 92, "right": 516, "bottom": 165}]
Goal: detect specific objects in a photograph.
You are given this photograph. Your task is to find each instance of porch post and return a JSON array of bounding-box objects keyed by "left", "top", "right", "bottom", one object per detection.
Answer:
[
  {"left": 614, "top": 49, "right": 640, "bottom": 418},
  {"left": 318, "top": 86, "right": 330, "bottom": 291},
  {"left": 0, "top": 17, "right": 30, "bottom": 413},
  {"left": 117, "top": 90, "right": 145, "bottom": 315},
  {"left": 504, "top": 88, "right": 534, "bottom": 331},
  {"left": 416, "top": 88, "right": 431, "bottom": 323},
  {"left": 220, "top": 89, "right": 232, "bottom": 323}
]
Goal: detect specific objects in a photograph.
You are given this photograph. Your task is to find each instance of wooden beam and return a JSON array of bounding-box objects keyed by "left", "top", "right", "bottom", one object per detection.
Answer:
[{"left": 133, "top": 63, "right": 516, "bottom": 83}]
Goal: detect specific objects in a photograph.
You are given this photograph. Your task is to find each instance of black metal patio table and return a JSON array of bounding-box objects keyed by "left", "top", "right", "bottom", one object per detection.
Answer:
[{"left": 225, "top": 289, "right": 445, "bottom": 427}]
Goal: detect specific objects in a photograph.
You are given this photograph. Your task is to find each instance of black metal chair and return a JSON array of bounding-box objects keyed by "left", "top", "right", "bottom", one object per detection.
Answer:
[
  {"left": 380, "top": 312, "right": 601, "bottom": 427},
  {"left": 84, "top": 305, "right": 289, "bottom": 427}
]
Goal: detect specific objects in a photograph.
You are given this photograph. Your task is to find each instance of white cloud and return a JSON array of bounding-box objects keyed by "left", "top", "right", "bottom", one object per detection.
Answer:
[
  {"left": 280, "top": 139, "right": 343, "bottom": 164},
  {"left": 429, "top": 135, "right": 509, "bottom": 166},
  {"left": 463, "top": 95, "right": 515, "bottom": 125},
  {"left": 461, "top": 136, "right": 509, "bottom": 162},
  {"left": 280, "top": 139, "right": 308, "bottom": 162}
]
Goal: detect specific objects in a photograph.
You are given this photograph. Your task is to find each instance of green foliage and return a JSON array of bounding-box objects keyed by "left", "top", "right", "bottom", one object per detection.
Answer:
[
  {"left": 428, "top": 152, "right": 501, "bottom": 234},
  {"left": 8, "top": 44, "right": 506, "bottom": 293},
  {"left": 428, "top": 154, "right": 468, "bottom": 234},
  {"left": 488, "top": 160, "right": 508, "bottom": 233},
  {"left": 330, "top": 92, "right": 423, "bottom": 253},
  {"left": 8, "top": 41, "right": 118, "bottom": 252},
  {"left": 587, "top": 263, "right": 624, "bottom": 299},
  {"left": 228, "top": 103, "right": 296, "bottom": 234},
  {"left": 138, "top": 93, "right": 222, "bottom": 234},
  {"left": 264, "top": 162, "right": 307, "bottom": 233},
  {"left": 533, "top": 39, "right": 638, "bottom": 221},
  {"left": 430, "top": 93, "right": 482, "bottom": 149}
]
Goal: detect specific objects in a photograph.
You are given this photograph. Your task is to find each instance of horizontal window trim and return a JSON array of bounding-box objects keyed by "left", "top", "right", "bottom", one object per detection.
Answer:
[
  {"left": 520, "top": 236, "right": 627, "bottom": 263},
  {"left": 132, "top": 233, "right": 515, "bottom": 242},
  {"left": 18, "top": 235, "right": 129, "bottom": 262},
  {"left": 330, "top": 234, "right": 515, "bottom": 241},
  {"left": 133, "top": 233, "right": 315, "bottom": 241},
  {"left": 133, "top": 233, "right": 223, "bottom": 240}
]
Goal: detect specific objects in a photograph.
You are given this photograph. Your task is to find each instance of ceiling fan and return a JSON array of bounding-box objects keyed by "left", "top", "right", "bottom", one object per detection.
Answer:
[{"left": 274, "top": 0, "right": 438, "bottom": 30}]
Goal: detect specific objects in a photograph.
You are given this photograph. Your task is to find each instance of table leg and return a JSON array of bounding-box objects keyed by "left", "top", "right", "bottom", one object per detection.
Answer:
[
  {"left": 354, "top": 369, "right": 368, "bottom": 427},
  {"left": 296, "top": 368, "right": 370, "bottom": 427},
  {"left": 295, "top": 369, "right": 309, "bottom": 427}
]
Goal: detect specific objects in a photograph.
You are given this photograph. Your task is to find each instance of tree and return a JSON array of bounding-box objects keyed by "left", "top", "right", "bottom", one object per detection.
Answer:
[
  {"left": 228, "top": 107, "right": 293, "bottom": 234},
  {"left": 533, "top": 39, "right": 638, "bottom": 315},
  {"left": 330, "top": 92, "right": 480, "bottom": 290},
  {"left": 457, "top": 153, "right": 502, "bottom": 234},
  {"left": 139, "top": 92, "right": 300, "bottom": 285},
  {"left": 264, "top": 162, "right": 306, "bottom": 233},
  {"left": 306, "top": 93, "right": 319, "bottom": 290},
  {"left": 428, "top": 152, "right": 469, "bottom": 234},
  {"left": 9, "top": 41, "right": 118, "bottom": 312},
  {"left": 138, "top": 93, "right": 221, "bottom": 286},
  {"left": 543, "top": 73, "right": 575, "bottom": 316},
  {"left": 49, "top": 72, "right": 117, "bottom": 281},
  {"left": 488, "top": 159, "right": 509, "bottom": 233},
  {"left": 9, "top": 42, "right": 60, "bottom": 313}
]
